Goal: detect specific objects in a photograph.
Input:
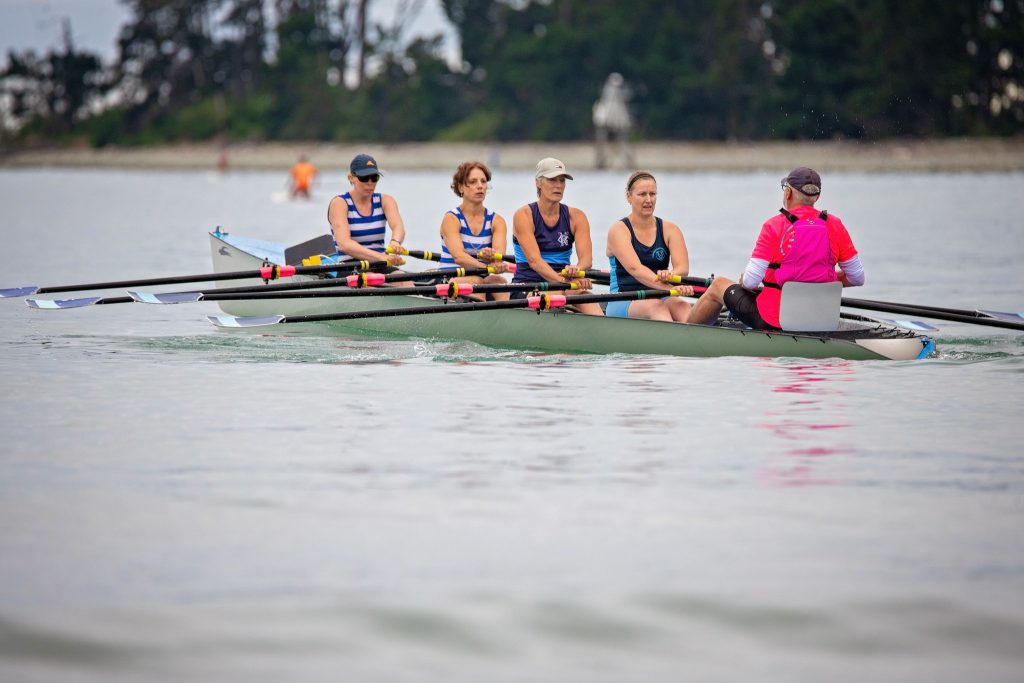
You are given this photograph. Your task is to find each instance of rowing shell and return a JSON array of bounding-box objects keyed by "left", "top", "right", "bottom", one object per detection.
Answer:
[{"left": 208, "top": 231, "right": 934, "bottom": 361}]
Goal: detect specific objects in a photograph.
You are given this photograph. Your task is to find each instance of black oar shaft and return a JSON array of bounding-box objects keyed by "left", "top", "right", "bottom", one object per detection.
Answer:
[
  {"left": 30, "top": 259, "right": 391, "bottom": 295},
  {"left": 156, "top": 266, "right": 495, "bottom": 298},
  {"left": 274, "top": 289, "right": 671, "bottom": 324},
  {"left": 394, "top": 248, "right": 516, "bottom": 263},
  {"left": 96, "top": 296, "right": 135, "bottom": 305},
  {"left": 282, "top": 298, "right": 531, "bottom": 322},
  {"left": 587, "top": 271, "right": 1020, "bottom": 330},
  {"left": 201, "top": 281, "right": 576, "bottom": 301},
  {"left": 848, "top": 298, "right": 1002, "bottom": 319},
  {"left": 36, "top": 270, "right": 256, "bottom": 294},
  {"left": 581, "top": 271, "right": 710, "bottom": 289},
  {"left": 841, "top": 297, "right": 1024, "bottom": 331}
]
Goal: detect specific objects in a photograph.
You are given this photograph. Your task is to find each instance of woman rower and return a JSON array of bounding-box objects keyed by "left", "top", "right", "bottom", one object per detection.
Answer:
[
  {"left": 510, "top": 157, "right": 604, "bottom": 315},
  {"left": 605, "top": 170, "right": 695, "bottom": 321},
  {"left": 438, "top": 161, "right": 510, "bottom": 300},
  {"left": 328, "top": 153, "right": 411, "bottom": 286}
]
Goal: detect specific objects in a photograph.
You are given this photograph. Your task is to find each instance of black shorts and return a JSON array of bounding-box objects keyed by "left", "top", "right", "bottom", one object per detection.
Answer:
[
  {"left": 723, "top": 284, "right": 778, "bottom": 330},
  {"left": 509, "top": 284, "right": 543, "bottom": 301}
]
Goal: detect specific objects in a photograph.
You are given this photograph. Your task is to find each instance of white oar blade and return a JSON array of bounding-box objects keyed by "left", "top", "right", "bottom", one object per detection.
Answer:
[
  {"left": 1, "top": 286, "right": 39, "bottom": 298},
  {"left": 878, "top": 318, "right": 940, "bottom": 332},
  {"left": 978, "top": 310, "right": 1024, "bottom": 323},
  {"left": 128, "top": 290, "right": 202, "bottom": 304},
  {"left": 26, "top": 296, "right": 102, "bottom": 310},
  {"left": 207, "top": 314, "right": 285, "bottom": 328}
]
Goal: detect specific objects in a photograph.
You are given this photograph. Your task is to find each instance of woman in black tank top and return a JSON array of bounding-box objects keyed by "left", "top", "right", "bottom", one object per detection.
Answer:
[{"left": 605, "top": 171, "right": 695, "bottom": 321}]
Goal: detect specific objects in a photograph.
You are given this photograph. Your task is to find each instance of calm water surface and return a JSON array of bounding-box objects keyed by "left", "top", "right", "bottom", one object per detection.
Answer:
[{"left": 1, "top": 168, "right": 1023, "bottom": 681}]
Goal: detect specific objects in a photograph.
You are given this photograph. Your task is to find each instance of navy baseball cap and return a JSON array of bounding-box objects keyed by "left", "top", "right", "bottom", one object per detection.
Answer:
[
  {"left": 350, "top": 153, "right": 384, "bottom": 178},
  {"left": 783, "top": 167, "right": 821, "bottom": 196}
]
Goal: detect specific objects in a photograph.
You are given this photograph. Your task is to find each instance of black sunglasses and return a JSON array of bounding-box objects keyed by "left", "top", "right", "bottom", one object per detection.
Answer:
[{"left": 357, "top": 174, "right": 380, "bottom": 183}]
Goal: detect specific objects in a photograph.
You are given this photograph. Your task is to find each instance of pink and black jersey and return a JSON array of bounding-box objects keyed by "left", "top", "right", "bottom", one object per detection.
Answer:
[{"left": 751, "top": 205, "right": 857, "bottom": 328}]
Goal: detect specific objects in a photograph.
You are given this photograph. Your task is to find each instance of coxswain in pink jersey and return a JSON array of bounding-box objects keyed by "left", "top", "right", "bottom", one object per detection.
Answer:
[{"left": 689, "top": 167, "right": 865, "bottom": 329}]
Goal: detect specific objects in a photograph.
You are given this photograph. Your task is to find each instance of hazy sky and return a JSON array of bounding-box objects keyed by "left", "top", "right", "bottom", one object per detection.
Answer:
[
  {"left": 0, "top": 0, "right": 456, "bottom": 63},
  {"left": 0, "top": 0, "right": 130, "bottom": 60}
]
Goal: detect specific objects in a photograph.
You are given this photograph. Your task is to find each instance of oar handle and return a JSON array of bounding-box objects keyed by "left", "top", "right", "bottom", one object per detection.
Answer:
[
  {"left": 387, "top": 247, "right": 441, "bottom": 261},
  {"left": 345, "top": 264, "right": 516, "bottom": 288},
  {"left": 485, "top": 252, "right": 516, "bottom": 263},
  {"left": 559, "top": 268, "right": 608, "bottom": 279},
  {"left": 289, "top": 258, "right": 399, "bottom": 278},
  {"left": 662, "top": 274, "right": 713, "bottom": 288},
  {"left": 388, "top": 246, "right": 516, "bottom": 264},
  {"left": 559, "top": 269, "right": 711, "bottom": 290}
]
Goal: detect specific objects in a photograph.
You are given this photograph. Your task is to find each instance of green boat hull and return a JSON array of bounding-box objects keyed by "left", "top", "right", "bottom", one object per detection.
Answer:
[{"left": 209, "top": 232, "right": 932, "bottom": 361}]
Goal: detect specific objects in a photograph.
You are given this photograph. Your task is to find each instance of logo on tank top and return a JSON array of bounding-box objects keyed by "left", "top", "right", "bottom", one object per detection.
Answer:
[
  {"left": 557, "top": 233, "right": 570, "bottom": 247},
  {"left": 652, "top": 247, "right": 667, "bottom": 262}
]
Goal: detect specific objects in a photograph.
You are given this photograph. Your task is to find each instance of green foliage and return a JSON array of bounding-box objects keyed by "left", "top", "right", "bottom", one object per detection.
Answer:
[
  {"left": 435, "top": 110, "right": 502, "bottom": 142},
  {"left": 2, "top": 0, "right": 1022, "bottom": 145},
  {"left": 0, "top": 27, "right": 109, "bottom": 142}
]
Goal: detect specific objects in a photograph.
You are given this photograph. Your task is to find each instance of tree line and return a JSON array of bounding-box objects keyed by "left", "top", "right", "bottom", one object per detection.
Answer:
[{"left": 1, "top": 0, "right": 1021, "bottom": 147}]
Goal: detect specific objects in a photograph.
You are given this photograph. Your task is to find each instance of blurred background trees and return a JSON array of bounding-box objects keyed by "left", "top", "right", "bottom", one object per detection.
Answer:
[{"left": 1, "top": 0, "right": 1021, "bottom": 146}]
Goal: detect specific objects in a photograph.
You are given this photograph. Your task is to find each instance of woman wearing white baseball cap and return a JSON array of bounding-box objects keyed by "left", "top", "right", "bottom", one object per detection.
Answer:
[{"left": 509, "top": 157, "right": 604, "bottom": 315}]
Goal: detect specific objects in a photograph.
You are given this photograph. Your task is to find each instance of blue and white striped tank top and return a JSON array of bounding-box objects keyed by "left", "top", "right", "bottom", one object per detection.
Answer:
[
  {"left": 331, "top": 192, "right": 386, "bottom": 261},
  {"left": 439, "top": 207, "right": 494, "bottom": 269}
]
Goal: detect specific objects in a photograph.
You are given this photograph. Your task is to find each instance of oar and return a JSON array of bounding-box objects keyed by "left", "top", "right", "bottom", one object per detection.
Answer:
[
  {"left": 387, "top": 246, "right": 516, "bottom": 263},
  {"left": 147, "top": 280, "right": 581, "bottom": 304},
  {"left": 588, "top": 269, "right": 1023, "bottom": 331},
  {"left": 843, "top": 298, "right": 1022, "bottom": 323},
  {"left": 563, "top": 269, "right": 711, "bottom": 290},
  {"left": 30, "top": 277, "right": 358, "bottom": 309},
  {"left": 26, "top": 295, "right": 136, "bottom": 310},
  {"left": 839, "top": 311, "right": 939, "bottom": 331},
  {"left": 208, "top": 288, "right": 686, "bottom": 328},
  {"left": 840, "top": 297, "right": 1024, "bottom": 332},
  {"left": 2, "top": 258, "right": 397, "bottom": 299},
  {"left": 31, "top": 265, "right": 511, "bottom": 309}
]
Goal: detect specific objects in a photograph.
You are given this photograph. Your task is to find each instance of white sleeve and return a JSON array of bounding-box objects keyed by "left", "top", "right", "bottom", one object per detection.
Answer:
[
  {"left": 839, "top": 255, "right": 865, "bottom": 286},
  {"left": 741, "top": 258, "right": 769, "bottom": 289}
]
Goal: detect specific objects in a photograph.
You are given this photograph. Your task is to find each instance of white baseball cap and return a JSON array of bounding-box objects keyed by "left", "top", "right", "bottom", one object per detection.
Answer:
[{"left": 535, "top": 157, "right": 574, "bottom": 180}]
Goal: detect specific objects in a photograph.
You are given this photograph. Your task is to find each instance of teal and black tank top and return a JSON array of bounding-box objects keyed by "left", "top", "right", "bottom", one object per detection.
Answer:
[{"left": 609, "top": 217, "right": 669, "bottom": 292}]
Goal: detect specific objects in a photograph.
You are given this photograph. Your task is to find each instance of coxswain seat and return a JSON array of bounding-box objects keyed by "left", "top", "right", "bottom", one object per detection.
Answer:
[{"left": 778, "top": 281, "right": 842, "bottom": 331}]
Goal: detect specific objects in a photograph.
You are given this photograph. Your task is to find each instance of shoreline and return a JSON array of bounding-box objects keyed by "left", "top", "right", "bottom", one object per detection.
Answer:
[{"left": 1, "top": 138, "right": 1022, "bottom": 173}]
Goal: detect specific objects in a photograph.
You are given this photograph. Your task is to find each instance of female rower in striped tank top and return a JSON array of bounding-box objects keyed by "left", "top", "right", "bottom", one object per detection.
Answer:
[
  {"left": 438, "top": 161, "right": 511, "bottom": 301},
  {"left": 605, "top": 170, "right": 695, "bottom": 321},
  {"left": 328, "top": 153, "right": 412, "bottom": 287}
]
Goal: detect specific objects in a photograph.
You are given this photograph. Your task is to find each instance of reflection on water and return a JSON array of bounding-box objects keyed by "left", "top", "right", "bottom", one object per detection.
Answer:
[{"left": 757, "top": 360, "right": 857, "bottom": 486}]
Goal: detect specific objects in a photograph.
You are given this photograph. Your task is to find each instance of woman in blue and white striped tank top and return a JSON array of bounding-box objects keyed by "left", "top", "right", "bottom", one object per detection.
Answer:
[
  {"left": 328, "top": 154, "right": 409, "bottom": 282},
  {"left": 438, "top": 161, "right": 510, "bottom": 300},
  {"left": 605, "top": 170, "right": 695, "bottom": 321}
]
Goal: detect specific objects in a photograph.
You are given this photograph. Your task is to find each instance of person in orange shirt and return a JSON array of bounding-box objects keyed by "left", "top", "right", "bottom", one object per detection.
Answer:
[{"left": 289, "top": 156, "right": 318, "bottom": 199}]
